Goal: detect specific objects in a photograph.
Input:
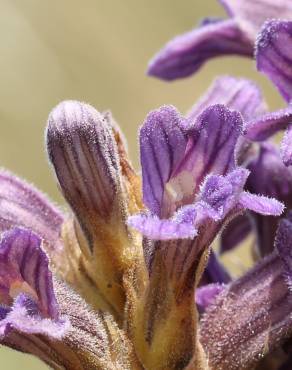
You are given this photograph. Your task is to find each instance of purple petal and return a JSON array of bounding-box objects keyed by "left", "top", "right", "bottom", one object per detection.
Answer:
[
  {"left": 148, "top": 19, "right": 252, "bottom": 81},
  {"left": 281, "top": 124, "right": 292, "bottom": 166},
  {"left": 127, "top": 210, "right": 197, "bottom": 240},
  {"left": 220, "top": 0, "right": 292, "bottom": 38},
  {"left": 195, "top": 283, "right": 225, "bottom": 311},
  {"left": 239, "top": 191, "right": 284, "bottom": 216},
  {"left": 0, "top": 171, "right": 63, "bottom": 251},
  {"left": 169, "top": 105, "right": 243, "bottom": 206},
  {"left": 140, "top": 105, "right": 188, "bottom": 216},
  {"left": 246, "top": 143, "right": 292, "bottom": 203},
  {"left": 220, "top": 214, "right": 252, "bottom": 253},
  {"left": 200, "top": 249, "right": 292, "bottom": 369},
  {"left": 244, "top": 105, "right": 292, "bottom": 141},
  {"left": 0, "top": 228, "right": 69, "bottom": 339},
  {"left": 246, "top": 143, "right": 292, "bottom": 256},
  {"left": 256, "top": 20, "right": 292, "bottom": 102},
  {"left": 188, "top": 76, "right": 267, "bottom": 121},
  {"left": 46, "top": 100, "right": 126, "bottom": 247},
  {"left": 198, "top": 168, "right": 249, "bottom": 220},
  {"left": 0, "top": 293, "right": 69, "bottom": 339}
]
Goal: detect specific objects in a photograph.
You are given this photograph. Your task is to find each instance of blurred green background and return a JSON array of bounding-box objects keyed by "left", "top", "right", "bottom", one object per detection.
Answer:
[{"left": 0, "top": 0, "right": 284, "bottom": 368}]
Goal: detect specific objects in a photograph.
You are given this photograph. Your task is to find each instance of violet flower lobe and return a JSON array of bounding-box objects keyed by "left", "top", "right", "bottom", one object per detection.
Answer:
[
  {"left": 127, "top": 102, "right": 283, "bottom": 369},
  {"left": 148, "top": 0, "right": 292, "bottom": 81}
]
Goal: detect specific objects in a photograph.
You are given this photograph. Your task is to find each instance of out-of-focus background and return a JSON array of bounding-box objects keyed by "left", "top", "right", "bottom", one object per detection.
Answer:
[{"left": 0, "top": 0, "right": 284, "bottom": 368}]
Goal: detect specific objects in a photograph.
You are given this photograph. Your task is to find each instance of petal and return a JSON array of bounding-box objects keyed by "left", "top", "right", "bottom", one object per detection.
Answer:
[
  {"left": 246, "top": 143, "right": 292, "bottom": 204},
  {"left": 3, "top": 279, "right": 142, "bottom": 370},
  {"left": 0, "top": 228, "right": 60, "bottom": 319},
  {"left": 197, "top": 168, "right": 249, "bottom": 220},
  {"left": 188, "top": 76, "right": 267, "bottom": 121},
  {"left": 167, "top": 105, "right": 243, "bottom": 209},
  {"left": 195, "top": 283, "right": 225, "bottom": 311},
  {"left": 239, "top": 192, "right": 284, "bottom": 216},
  {"left": 0, "top": 293, "right": 69, "bottom": 339},
  {"left": 148, "top": 19, "right": 252, "bottom": 80},
  {"left": 46, "top": 100, "right": 124, "bottom": 227},
  {"left": 220, "top": 0, "right": 292, "bottom": 38},
  {"left": 127, "top": 211, "right": 197, "bottom": 240},
  {"left": 256, "top": 20, "right": 292, "bottom": 102},
  {"left": 46, "top": 100, "right": 146, "bottom": 321},
  {"left": 244, "top": 105, "right": 292, "bottom": 141},
  {"left": 281, "top": 124, "right": 292, "bottom": 166},
  {"left": 0, "top": 170, "right": 63, "bottom": 251},
  {"left": 246, "top": 143, "right": 292, "bottom": 256},
  {"left": 220, "top": 214, "right": 252, "bottom": 253},
  {"left": 140, "top": 105, "right": 188, "bottom": 216},
  {"left": 200, "top": 250, "right": 292, "bottom": 370}
]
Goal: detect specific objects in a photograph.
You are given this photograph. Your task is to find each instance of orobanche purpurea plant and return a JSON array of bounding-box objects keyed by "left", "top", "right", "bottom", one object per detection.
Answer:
[{"left": 1, "top": 1, "right": 292, "bottom": 369}]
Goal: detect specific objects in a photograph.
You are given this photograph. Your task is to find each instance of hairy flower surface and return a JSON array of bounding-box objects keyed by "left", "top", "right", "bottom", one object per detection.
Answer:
[
  {"left": 147, "top": 0, "right": 292, "bottom": 81},
  {"left": 2, "top": 1, "right": 292, "bottom": 369}
]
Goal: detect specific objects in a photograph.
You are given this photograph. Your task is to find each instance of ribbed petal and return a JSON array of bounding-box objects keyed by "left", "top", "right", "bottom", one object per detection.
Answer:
[
  {"left": 238, "top": 192, "right": 284, "bottom": 216},
  {"left": 0, "top": 227, "right": 69, "bottom": 339},
  {"left": 256, "top": 20, "right": 292, "bottom": 103},
  {"left": 46, "top": 100, "right": 147, "bottom": 321},
  {"left": 188, "top": 76, "right": 267, "bottom": 121},
  {"left": 0, "top": 170, "right": 63, "bottom": 251},
  {"left": 200, "top": 216, "right": 292, "bottom": 369},
  {"left": 165, "top": 105, "right": 243, "bottom": 214},
  {"left": 139, "top": 105, "right": 188, "bottom": 216},
  {"left": 47, "top": 100, "right": 124, "bottom": 230},
  {"left": 220, "top": 0, "right": 292, "bottom": 39},
  {"left": 148, "top": 19, "right": 252, "bottom": 80},
  {"left": 245, "top": 105, "right": 292, "bottom": 141},
  {"left": 281, "top": 124, "right": 292, "bottom": 166}
]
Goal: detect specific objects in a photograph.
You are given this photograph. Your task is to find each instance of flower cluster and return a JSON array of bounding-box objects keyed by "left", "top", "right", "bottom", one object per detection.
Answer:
[{"left": 1, "top": 0, "right": 292, "bottom": 369}]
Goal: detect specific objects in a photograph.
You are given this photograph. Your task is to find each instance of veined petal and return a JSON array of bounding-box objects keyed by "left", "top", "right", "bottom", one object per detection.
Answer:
[
  {"left": 245, "top": 105, "right": 292, "bottom": 141},
  {"left": 47, "top": 100, "right": 124, "bottom": 228},
  {"left": 0, "top": 170, "right": 63, "bottom": 251},
  {"left": 165, "top": 105, "right": 243, "bottom": 212},
  {"left": 148, "top": 19, "right": 252, "bottom": 81},
  {"left": 0, "top": 227, "right": 69, "bottom": 338},
  {"left": 220, "top": 0, "right": 292, "bottom": 39},
  {"left": 239, "top": 191, "right": 284, "bottom": 216},
  {"left": 281, "top": 124, "right": 292, "bottom": 166},
  {"left": 200, "top": 217, "right": 292, "bottom": 369},
  {"left": 256, "top": 20, "right": 292, "bottom": 102},
  {"left": 47, "top": 101, "right": 147, "bottom": 322},
  {"left": 140, "top": 105, "right": 188, "bottom": 216},
  {"left": 188, "top": 76, "right": 267, "bottom": 121}
]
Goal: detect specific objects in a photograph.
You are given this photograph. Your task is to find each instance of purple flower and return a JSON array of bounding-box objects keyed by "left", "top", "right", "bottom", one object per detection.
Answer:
[
  {"left": 148, "top": 0, "right": 292, "bottom": 81},
  {"left": 128, "top": 102, "right": 283, "bottom": 241},
  {"left": 0, "top": 96, "right": 290, "bottom": 369},
  {"left": 0, "top": 227, "right": 69, "bottom": 339}
]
